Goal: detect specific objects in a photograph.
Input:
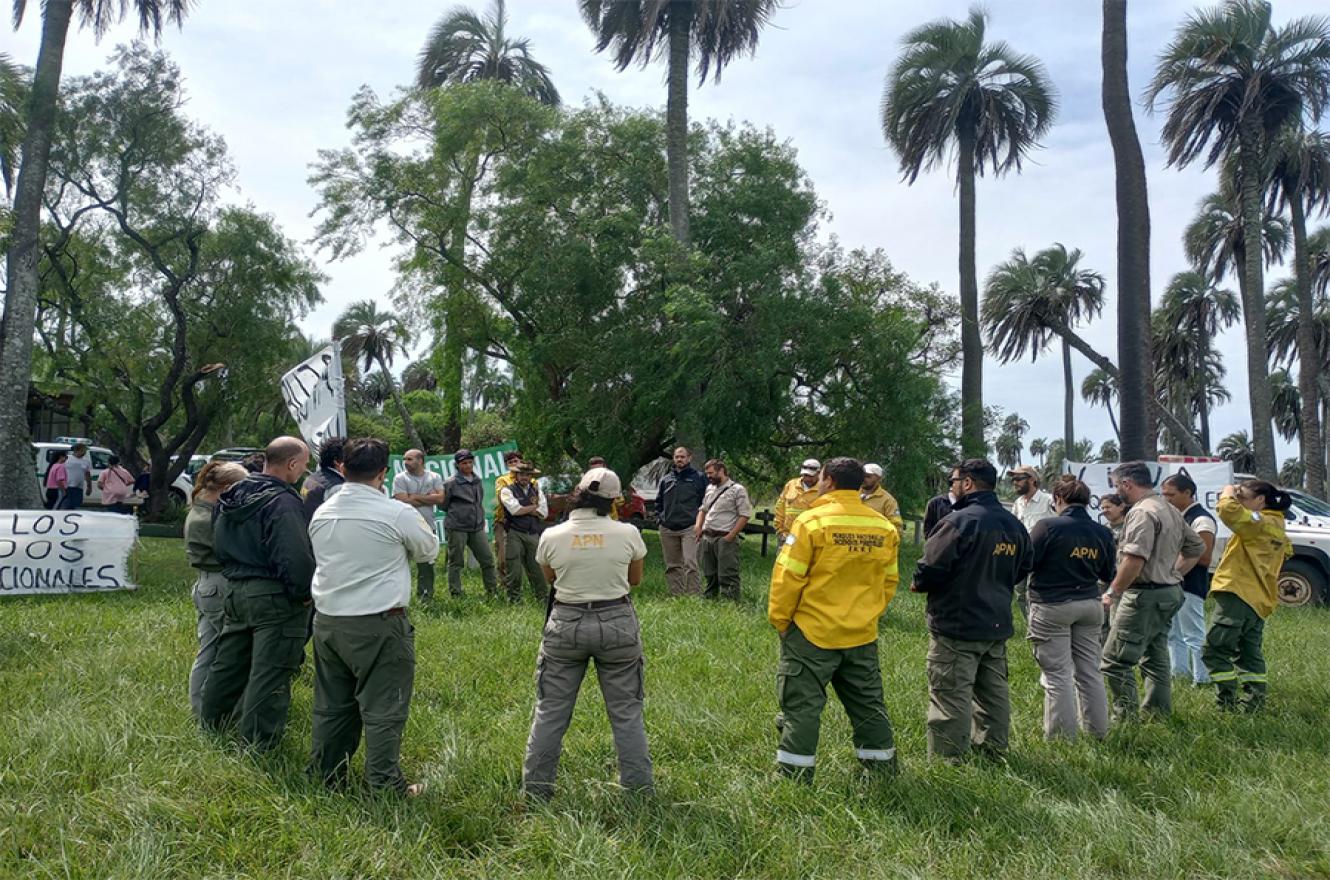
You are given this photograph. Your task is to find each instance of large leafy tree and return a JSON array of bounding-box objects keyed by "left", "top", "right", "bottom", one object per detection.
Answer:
[
  {"left": 333, "top": 300, "right": 424, "bottom": 452},
  {"left": 1148, "top": 0, "right": 1330, "bottom": 480},
  {"left": 982, "top": 244, "right": 1104, "bottom": 456},
  {"left": 415, "top": 0, "right": 558, "bottom": 450},
  {"left": 1, "top": 0, "right": 192, "bottom": 508},
  {"left": 1266, "top": 127, "right": 1330, "bottom": 497},
  {"left": 1101, "top": 0, "right": 1156, "bottom": 461},
  {"left": 1153, "top": 270, "right": 1239, "bottom": 451},
  {"left": 882, "top": 7, "right": 1057, "bottom": 457}
]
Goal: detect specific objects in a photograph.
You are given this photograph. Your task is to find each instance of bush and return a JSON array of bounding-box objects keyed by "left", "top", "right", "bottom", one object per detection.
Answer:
[
  {"left": 346, "top": 411, "right": 407, "bottom": 454},
  {"left": 403, "top": 389, "right": 443, "bottom": 414},
  {"left": 461, "top": 410, "right": 512, "bottom": 451}
]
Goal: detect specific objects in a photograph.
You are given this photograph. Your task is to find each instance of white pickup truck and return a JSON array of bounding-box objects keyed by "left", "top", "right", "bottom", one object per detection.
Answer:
[{"left": 1275, "top": 488, "right": 1330, "bottom": 607}]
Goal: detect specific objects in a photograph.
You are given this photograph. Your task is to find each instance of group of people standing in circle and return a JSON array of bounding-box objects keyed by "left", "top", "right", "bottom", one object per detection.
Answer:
[{"left": 173, "top": 436, "right": 1296, "bottom": 799}]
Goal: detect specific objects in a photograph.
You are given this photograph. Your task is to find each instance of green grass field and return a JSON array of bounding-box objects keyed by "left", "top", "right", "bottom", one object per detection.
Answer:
[{"left": 2, "top": 535, "right": 1329, "bottom": 879}]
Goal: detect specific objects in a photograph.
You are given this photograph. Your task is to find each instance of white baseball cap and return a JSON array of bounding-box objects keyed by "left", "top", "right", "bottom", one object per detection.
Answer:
[
  {"left": 864, "top": 463, "right": 883, "bottom": 477},
  {"left": 800, "top": 459, "right": 821, "bottom": 475},
  {"left": 577, "top": 467, "right": 621, "bottom": 500}
]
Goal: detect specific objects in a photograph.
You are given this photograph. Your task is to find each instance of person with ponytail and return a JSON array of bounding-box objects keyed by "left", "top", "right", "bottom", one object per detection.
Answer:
[
  {"left": 183, "top": 460, "right": 249, "bottom": 717},
  {"left": 1202, "top": 480, "right": 1294, "bottom": 713}
]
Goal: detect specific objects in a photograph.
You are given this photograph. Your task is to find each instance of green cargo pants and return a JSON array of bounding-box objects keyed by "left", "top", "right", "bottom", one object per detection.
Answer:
[
  {"left": 925, "top": 634, "right": 1010, "bottom": 760},
  {"left": 309, "top": 610, "right": 415, "bottom": 792},
  {"left": 199, "top": 579, "right": 309, "bottom": 751},
  {"left": 1202, "top": 591, "right": 1268, "bottom": 712},
  {"left": 775, "top": 625, "right": 896, "bottom": 781},
  {"left": 700, "top": 534, "right": 742, "bottom": 601},
  {"left": 1100, "top": 584, "right": 1184, "bottom": 722},
  {"left": 504, "top": 530, "right": 548, "bottom": 602},
  {"left": 445, "top": 527, "right": 499, "bottom": 598}
]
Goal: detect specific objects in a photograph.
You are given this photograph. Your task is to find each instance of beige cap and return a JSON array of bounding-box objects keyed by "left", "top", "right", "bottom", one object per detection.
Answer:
[
  {"left": 577, "top": 467, "right": 621, "bottom": 500},
  {"left": 800, "top": 458, "right": 821, "bottom": 475},
  {"left": 864, "top": 463, "right": 883, "bottom": 477},
  {"left": 1009, "top": 465, "right": 1040, "bottom": 480}
]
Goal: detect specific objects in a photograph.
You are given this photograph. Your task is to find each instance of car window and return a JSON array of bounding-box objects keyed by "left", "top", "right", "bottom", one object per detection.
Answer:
[
  {"left": 1288, "top": 491, "right": 1330, "bottom": 518},
  {"left": 89, "top": 450, "right": 113, "bottom": 469}
]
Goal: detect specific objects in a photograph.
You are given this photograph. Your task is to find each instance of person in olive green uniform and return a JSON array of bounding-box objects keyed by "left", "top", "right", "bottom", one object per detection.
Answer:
[
  {"left": 1100, "top": 462, "right": 1205, "bottom": 722},
  {"left": 1203, "top": 480, "right": 1294, "bottom": 713},
  {"left": 200, "top": 437, "right": 316, "bottom": 752},
  {"left": 184, "top": 461, "right": 249, "bottom": 717},
  {"left": 308, "top": 438, "right": 438, "bottom": 795}
]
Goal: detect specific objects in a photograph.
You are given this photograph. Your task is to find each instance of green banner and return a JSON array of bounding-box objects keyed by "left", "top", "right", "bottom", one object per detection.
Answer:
[{"left": 386, "top": 441, "right": 518, "bottom": 539}]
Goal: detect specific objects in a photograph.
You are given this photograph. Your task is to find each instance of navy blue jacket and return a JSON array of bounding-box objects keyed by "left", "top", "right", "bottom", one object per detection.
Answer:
[
  {"left": 913, "top": 491, "right": 1033, "bottom": 641},
  {"left": 656, "top": 465, "right": 708, "bottom": 530},
  {"left": 1028, "top": 506, "right": 1117, "bottom": 605}
]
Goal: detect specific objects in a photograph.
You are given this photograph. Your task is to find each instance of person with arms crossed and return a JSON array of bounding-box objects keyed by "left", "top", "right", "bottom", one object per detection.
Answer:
[
  {"left": 60, "top": 443, "right": 93, "bottom": 509},
  {"left": 654, "top": 446, "right": 708, "bottom": 596},
  {"left": 913, "top": 459, "right": 1032, "bottom": 761},
  {"left": 392, "top": 448, "right": 445, "bottom": 601},
  {"left": 307, "top": 438, "right": 437, "bottom": 796},
  {"left": 523, "top": 467, "right": 652, "bottom": 799},
  {"left": 500, "top": 463, "right": 549, "bottom": 602},
  {"left": 439, "top": 448, "right": 500, "bottom": 598},
  {"left": 769, "top": 457, "right": 901, "bottom": 781},
  {"left": 774, "top": 459, "right": 821, "bottom": 542},
  {"left": 493, "top": 450, "right": 524, "bottom": 578},
  {"left": 1099, "top": 461, "right": 1205, "bottom": 722}
]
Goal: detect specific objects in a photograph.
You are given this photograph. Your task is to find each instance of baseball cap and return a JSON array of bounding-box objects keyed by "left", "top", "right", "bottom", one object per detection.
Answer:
[
  {"left": 800, "top": 458, "right": 821, "bottom": 475},
  {"left": 1010, "top": 465, "right": 1039, "bottom": 479},
  {"left": 454, "top": 448, "right": 474, "bottom": 463},
  {"left": 577, "top": 467, "right": 621, "bottom": 500},
  {"left": 864, "top": 463, "right": 883, "bottom": 477}
]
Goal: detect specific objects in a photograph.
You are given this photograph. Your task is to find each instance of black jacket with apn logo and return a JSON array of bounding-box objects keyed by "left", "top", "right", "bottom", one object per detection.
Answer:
[
  {"left": 1028, "top": 506, "right": 1117, "bottom": 605},
  {"left": 912, "top": 490, "right": 1033, "bottom": 641}
]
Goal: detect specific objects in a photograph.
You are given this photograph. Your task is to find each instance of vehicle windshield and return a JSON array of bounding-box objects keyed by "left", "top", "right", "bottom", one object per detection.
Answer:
[{"left": 1288, "top": 489, "right": 1330, "bottom": 518}]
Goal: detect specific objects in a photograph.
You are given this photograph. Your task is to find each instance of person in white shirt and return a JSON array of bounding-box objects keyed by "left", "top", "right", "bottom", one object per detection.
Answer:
[
  {"left": 499, "top": 462, "right": 549, "bottom": 602},
  {"left": 391, "top": 448, "right": 445, "bottom": 601},
  {"left": 1010, "top": 464, "right": 1055, "bottom": 619},
  {"left": 308, "top": 438, "right": 438, "bottom": 797},
  {"left": 522, "top": 467, "right": 652, "bottom": 799}
]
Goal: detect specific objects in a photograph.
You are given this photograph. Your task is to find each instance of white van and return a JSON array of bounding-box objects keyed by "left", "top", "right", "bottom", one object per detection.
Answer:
[{"left": 33, "top": 440, "right": 195, "bottom": 508}]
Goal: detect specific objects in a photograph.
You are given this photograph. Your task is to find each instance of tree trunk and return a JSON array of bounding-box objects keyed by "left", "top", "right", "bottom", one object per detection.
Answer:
[
  {"left": 380, "top": 352, "right": 425, "bottom": 451},
  {"left": 957, "top": 128, "right": 984, "bottom": 457},
  {"left": 1108, "top": 405, "right": 1120, "bottom": 444},
  {"left": 1101, "top": 0, "right": 1155, "bottom": 462},
  {"left": 1237, "top": 126, "right": 1278, "bottom": 480},
  {"left": 665, "top": 6, "right": 691, "bottom": 246},
  {"left": 0, "top": 0, "right": 73, "bottom": 509},
  {"left": 1290, "top": 197, "right": 1326, "bottom": 498},
  {"left": 1062, "top": 336, "right": 1075, "bottom": 455},
  {"left": 440, "top": 147, "right": 481, "bottom": 453}
]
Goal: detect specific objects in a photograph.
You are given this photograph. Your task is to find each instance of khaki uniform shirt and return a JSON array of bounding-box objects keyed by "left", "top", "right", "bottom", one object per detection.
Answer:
[
  {"left": 700, "top": 479, "right": 754, "bottom": 533},
  {"left": 537, "top": 509, "right": 648, "bottom": 603},
  {"left": 1118, "top": 493, "right": 1205, "bottom": 586}
]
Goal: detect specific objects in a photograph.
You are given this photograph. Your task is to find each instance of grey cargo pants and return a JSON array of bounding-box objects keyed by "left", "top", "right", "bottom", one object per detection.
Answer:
[{"left": 522, "top": 600, "right": 653, "bottom": 798}]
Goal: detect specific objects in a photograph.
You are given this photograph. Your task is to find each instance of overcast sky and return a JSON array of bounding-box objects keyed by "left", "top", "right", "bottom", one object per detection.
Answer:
[{"left": 11, "top": 0, "right": 1318, "bottom": 462}]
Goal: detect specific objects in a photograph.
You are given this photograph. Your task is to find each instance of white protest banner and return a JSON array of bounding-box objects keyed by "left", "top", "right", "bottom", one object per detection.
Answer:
[
  {"left": 0, "top": 511, "right": 137, "bottom": 596},
  {"left": 1063, "top": 459, "right": 1235, "bottom": 537},
  {"left": 280, "top": 342, "right": 347, "bottom": 450}
]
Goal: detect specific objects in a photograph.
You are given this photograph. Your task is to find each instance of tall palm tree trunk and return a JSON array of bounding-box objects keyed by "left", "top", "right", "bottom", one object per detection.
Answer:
[
  {"left": 1196, "top": 324, "right": 1211, "bottom": 453},
  {"left": 1290, "top": 197, "right": 1326, "bottom": 497},
  {"left": 440, "top": 147, "right": 481, "bottom": 452},
  {"left": 1101, "top": 0, "right": 1155, "bottom": 461},
  {"left": 957, "top": 129, "right": 984, "bottom": 457},
  {"left": 1107, "top": 405, "right": 1120, "bottom": 443},
  {"left": 0, "top": 0, "right": 73, "bottom": 508},
  {"left": 1237, "top": 131, "right": 1278, "bottom": 480},
  {"left": 379, "top": 352, "right": 425, "bottom": 451},
  {"left": 665, "top": 4, "right": 691, "bottom": 246},
  {"left": 1062, "top": 337, "right": 1075, "bottom": 454}
]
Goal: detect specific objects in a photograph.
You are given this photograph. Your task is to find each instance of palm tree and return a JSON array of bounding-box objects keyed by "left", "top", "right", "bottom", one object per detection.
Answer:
[
  {"left": 1098, "top": 439, "right": 1120, "bottom": 462},
  {"left": 1081, "top": 368, "right": 1120, "bottom": 442},
  {"left": 580, "top": 0, "right": 780, "bottom": 247},
  {"left": 1218, "top": 430, "right": 1257, "bottom": 474},
  {"left": 1183, "top": 187, "right": 1289, "bottom": 303},
  {"left": 1043, "top": 437, "right": 1096, "bottom": 480},
  {"left": 1271, "top": 369, "right": 1302, "bottom": 443},
  {"left": 334, "top": 300, "right": 425, "bottom": 451},
  {"left": 1001, "top": 413, "right": 1029, "bottom": 459},
  {"left": 1266, "top": 127, "right": 1330, "bottom": 498},
  {"left": 1267, "top": 270, "right": 1330, "bottom": 496},
  {"left": 1154, "top": 270, "right": 1239, "bottom": 451},
  {"left": 994, "top": 431, "right": 1022, "bottom": 472},
  {"left": 1281, "top": 457, "right": 1306, "bottom": 488},
  {"left": 417, "top": 0, "right": 559, "bottom": 451},
  {"left": 1102, "top": 0, "right": 1155, "bottom": 462},
  {"left": 1148, "top": 0, "right": 1330, "bottom": 480},
  {"left": 401, "top": 359, "right": 439, "bottom": 393},
  {"left": 982, "top": 244, "right": 1105, "bottom": 456},
  {"left": 1029, "top": 437, "right": 1048, "bottom": 468},
  {"left": 882, "top": 7, "right": 1057, "bottom": 457},
  {"left": 1, "top": 0, "right": 191, "bottom": 508},
  {"left": 0, "top": 53, "right": 25, "bottom": 198}
]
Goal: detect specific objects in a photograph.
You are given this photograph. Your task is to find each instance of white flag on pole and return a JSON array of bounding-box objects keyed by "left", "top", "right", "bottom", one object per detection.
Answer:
[{"left": 280, "top": 342, "right": 347, "bottom": 450}]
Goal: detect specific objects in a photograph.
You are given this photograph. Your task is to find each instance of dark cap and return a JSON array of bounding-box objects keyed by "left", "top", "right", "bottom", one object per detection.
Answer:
[
  {"left": 515, "top": 462, "right": 536, "bottom": 475},
  {"left": 454, "top": 448, "right": 475, "bottom": 463}
]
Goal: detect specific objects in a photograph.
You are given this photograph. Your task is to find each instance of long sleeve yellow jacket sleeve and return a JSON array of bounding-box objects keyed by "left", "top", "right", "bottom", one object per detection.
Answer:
[
  {"left": 1211, "top": 496, "right": 1293, "bottom": 619},
  {"left": 768, "top": 490, "right": 900, "bottom": 649}
]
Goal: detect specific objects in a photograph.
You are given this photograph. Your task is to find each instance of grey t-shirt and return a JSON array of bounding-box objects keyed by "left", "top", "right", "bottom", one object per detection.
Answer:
[
  {"left": 64, "top": 454, "right": 93, "bottom": 490},
  {"left": 393, "top": 469, "right": 444, "bottom": 529}
]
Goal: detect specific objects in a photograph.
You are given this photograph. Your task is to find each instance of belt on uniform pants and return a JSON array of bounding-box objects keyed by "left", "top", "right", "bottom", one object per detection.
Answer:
[
  {"left": 1131, "top": 582, "right": 1175, "bottom": 590},
  {"left": 703, "top": 529, "right": 729, "bottom": 538},
  {"left": 382, "top": 607, "right": 406, "bottom": 617},
  {"left": 554, "top": 596, "right": 630, "bottom": 611}
]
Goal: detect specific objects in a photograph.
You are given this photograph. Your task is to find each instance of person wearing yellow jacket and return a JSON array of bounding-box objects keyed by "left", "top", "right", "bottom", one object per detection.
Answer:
[
  {"left": 774, "top": 459, "right": 822, "bottom": 541},
  {"left": 860, "top": 463, "right": 905, "bottom": 533},
  {"left": 1203, "top": 480, "right": 1293, "bottom": 712},
  {"left": 493, "top": 451, "right": 523, "bottom": 578},
  {"left": 768, "top": 457, "right": 900, "bottom": 781}
]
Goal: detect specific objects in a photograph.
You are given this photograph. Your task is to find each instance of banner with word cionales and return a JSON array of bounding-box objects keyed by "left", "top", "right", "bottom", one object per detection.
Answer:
[
  {"left": 1063, "top": 459, "right": 1236, "bottom": 538},
  {"left": 386, "top": 441, "right": 519, "bottom": 540},
  {"left": 0, "top": 511, "right": 137, "bottom": 596}
]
